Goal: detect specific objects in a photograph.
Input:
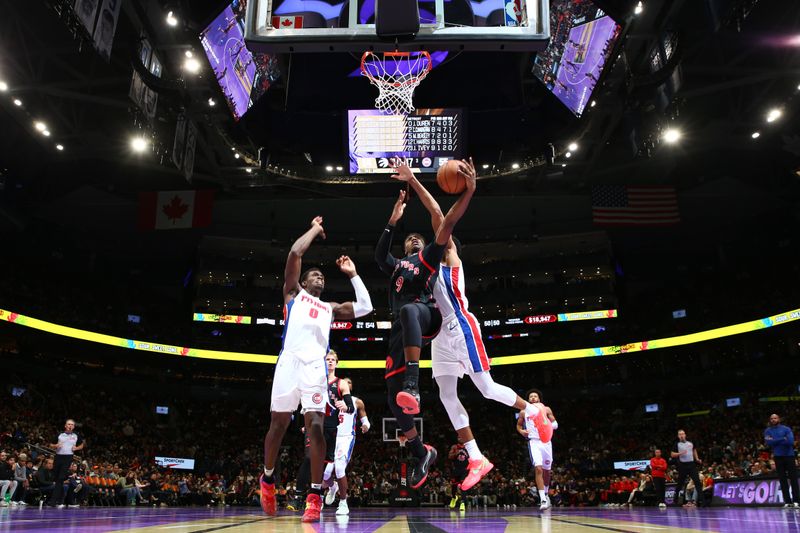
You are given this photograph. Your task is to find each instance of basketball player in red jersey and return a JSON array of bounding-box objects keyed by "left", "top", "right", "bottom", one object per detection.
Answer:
[
  {"left": 392, "top": 163, "right": 548, "bottom": 492},
  {"left": 375, "top": 162, "right": 476, "bottom": 489},
  {"left": 260, "top": 216, "right": 373, "bottom": 523}
]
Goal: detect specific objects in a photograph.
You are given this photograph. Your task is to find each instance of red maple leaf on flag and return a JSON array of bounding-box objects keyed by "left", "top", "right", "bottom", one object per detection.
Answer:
[
  {"left": 163, "top": 195, "right": 189, "bottom": 224},
  {"left": 281, "top": 18, "right": 293, "bottom": 26}
]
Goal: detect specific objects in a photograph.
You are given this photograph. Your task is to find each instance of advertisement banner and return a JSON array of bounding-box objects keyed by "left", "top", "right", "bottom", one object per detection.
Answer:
[
  {"left": 193, "top": 313, "right": 252, "bottom": 324},
  {"left": 154, "top": 456, "right": 195, "bottom": 470},
  {"left": 613, "top": 460, "right": 649, "bottom": 471},
  {"left": 713, "top": 479, "right": 786, "bottom": 505},
  {"left": 558, "top": 309, "right": 618, "bottom": 322}
]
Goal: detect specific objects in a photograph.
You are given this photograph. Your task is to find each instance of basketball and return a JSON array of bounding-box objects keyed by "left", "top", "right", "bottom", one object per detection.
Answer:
[{"left": 437, "top": 160, "right": 466, "bottom": 195}]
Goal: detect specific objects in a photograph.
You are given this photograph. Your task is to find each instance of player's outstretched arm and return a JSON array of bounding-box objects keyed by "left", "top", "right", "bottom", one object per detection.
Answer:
[
  {"left": 375, "top": 190, "right": 405, "bottom": 275},
  {"left": 357, "top": 398, "right": 370, "bottom": 433},
  {"left": 331, "top": 255, "right": 373, "bottom": 320},
  {"left": 284, "top": 216, "right": 325, "bottom": 303},
  {"left": 434, "top": 158, "right": 476, "bottom": 247},
  {"left": 392, "top": 163, "right": 445, "bottom": 233}
]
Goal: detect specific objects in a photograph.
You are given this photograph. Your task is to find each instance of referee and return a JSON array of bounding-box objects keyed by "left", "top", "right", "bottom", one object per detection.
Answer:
[
  {"left": 670, "top": 429, "right": 703, "bottom": 507},
  {"left": 48, "top": 419, "right": 84, "bottom": 508}
]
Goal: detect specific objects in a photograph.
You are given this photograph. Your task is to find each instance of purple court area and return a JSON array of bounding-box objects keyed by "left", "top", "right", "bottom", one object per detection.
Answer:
[
  {"left": 200, "top": 6, "right": 256, "bottom": 120},
  {"left": 553, "top": 15, "right": 618, "bottom": 116},
  {"left": 3, "top": 506, "right": 800, "bottom": 532}
]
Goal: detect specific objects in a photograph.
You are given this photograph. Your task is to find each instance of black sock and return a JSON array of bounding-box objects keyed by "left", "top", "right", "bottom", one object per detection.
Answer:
[
  {"left": 408, "top": 436, "right": 427, "bottom": 459},
  {"left": 309, "top": 483, "right": 323, "bottom": 496},
  {"left": 404, "top": 361, "right": 420, "bottom": 386}
]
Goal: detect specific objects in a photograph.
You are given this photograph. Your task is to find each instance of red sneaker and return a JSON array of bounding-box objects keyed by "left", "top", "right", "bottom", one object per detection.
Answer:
[
  {"left": 396, "top": 384, "right": 421, "bottom": 415},
  {"left": 459, "top": 456, "right": 494, "bottom": 491},
  {"left": 526, "top": 403, "right": 553, "bottom": 443},
  {"left": 259, "top": 474, "right": 277, "bottom": 516},
  {"left": 302, "top": 493, "right": 322, "bottom": 523}
]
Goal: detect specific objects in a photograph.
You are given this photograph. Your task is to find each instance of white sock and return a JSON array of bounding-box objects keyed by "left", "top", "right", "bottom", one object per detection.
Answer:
[
  {"left": 339, "top": 497, "right": 347, "bottom": 503},
  {"left": 263, "top": 467, "right": 274, "bottom": 477},
  {"left": 464, "top": 439, "right": 483, "bottom": 460},
  {"left": 538, "top": 489, "right": 547, "bottom": 502},
  {"left": 544, "top": 485, "right": 549, "bottom": 494}
]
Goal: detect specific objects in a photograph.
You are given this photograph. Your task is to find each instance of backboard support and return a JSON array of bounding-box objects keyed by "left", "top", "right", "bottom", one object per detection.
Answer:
[
  {"left": 245, "top": 0, "right": 550, "bottom": 53},
  {"left": 382, "top": 417, "right": 424, "bottom": 442}
]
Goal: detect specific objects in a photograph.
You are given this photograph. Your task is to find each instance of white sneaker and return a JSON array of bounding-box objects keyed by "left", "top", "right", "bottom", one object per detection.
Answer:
[
  {"left": 19, "top": 501, "right": 28, "bottom": 506},
  {"left": 56, "top": 504, "right": 65, "bottom": 509},
  {"left": 336, "top": 499, "right": 349, "bottom": 516},
  {"left": 784, "top": 504, "right": 794, "bottom": 509},
  {"left": 325, "top": 482, "right": 338, "bottom": 506},
  {"left": 0, "top": 502, "right": 7, "bottom": 507},
  {"left": 10, "top": 501, "right": 18, "bottom": 506},
  {"left": 794, "top": 502, "right": 800, "bottom": 508},
  {"left": 659, "top": 503, "right": 667, "bottom": 509},
  {"left": 539, "top": 499, "right": 551, "bottom": 511},
  {"left": 68, "top": 504, "right": 80, "bottom": 508}
]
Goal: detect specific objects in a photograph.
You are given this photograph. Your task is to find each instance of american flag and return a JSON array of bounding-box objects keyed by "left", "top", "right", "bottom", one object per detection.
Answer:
[{"left": 591, "top": 185, "right": 680, "bottom": 226}]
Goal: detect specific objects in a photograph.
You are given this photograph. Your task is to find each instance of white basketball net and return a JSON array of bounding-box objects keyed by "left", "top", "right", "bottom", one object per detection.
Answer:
[{"left": 361, "top": 51, "right": 432, "bottom": 115}]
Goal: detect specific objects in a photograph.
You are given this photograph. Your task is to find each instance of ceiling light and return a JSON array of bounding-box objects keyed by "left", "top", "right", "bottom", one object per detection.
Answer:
[
  {"left": 565, "top": 151, "right": 572, "bottom": 158},
  {"left": 34, "top": 121, "right": 47, "bottom": 132},
  {"left": 13, "top": 98, "right": 22, "bottom": 106},
  {"left": 245, "top": 168, "right": 252, "bottom": 173},
  {"left": 662, "top": 128, "right": 681, "bottom": 144},
  {"left": 561, "top": 163, "right": 566, "bottom": 167},
  {"left": 766, "top": 108, "right": 782, "bottom": 123},
  {"left": 166, "top": 11, "right": 178, "bottom": 27},
  {"left": 634, "top": 1, "right": 643, "bottom": 15},
  {"left": 568, "top": 142, "right": 578, "bottom": 151},
  {"left": 234, "top": 153, "right": 240, "bottom": 159},
  {"left": 184, "top": 58, "right": 201, "bottom": 73},
  {"left": 185, "top": 50, "right": 193, "bottom": 58},
  {"left": 0, "top": 81, "right": 8, "bottom": 92},
  {"left": 590, "top": 100, "right": 596, "bottom": 108},
  {"left": 511, "top": 163, "right": 520, "bottom": 169},
  {"left": 336, "top": 166, "right": 343, "bottom": 171},
  {"left": 325, "top": 166, "right": 333, "bottom": 172},
  {"left": 751, "top": 131, "right": 760, "bottom": 139},
  {"left": 208, "top": 98, "right": 216, "bottom": 107},
  {"left": 131, "top": 137, "right": 148, "bottom": 152},
  {"left": 42, "top": 130, "right": 51, "bottom": 137},
  {"left": 56, "top": 144, "right": 64, "bottom": 151},
  {"left": 482, "top": 164, "right": 489, "bottom": 169}
]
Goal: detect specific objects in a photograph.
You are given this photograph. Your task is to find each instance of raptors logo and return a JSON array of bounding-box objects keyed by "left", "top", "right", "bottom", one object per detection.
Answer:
[
  {"left": 385, "top": 356, "right": 394, "bottom": 370},
  {"left": 312, "top": 393, "right": 323, "bottom": 405}
]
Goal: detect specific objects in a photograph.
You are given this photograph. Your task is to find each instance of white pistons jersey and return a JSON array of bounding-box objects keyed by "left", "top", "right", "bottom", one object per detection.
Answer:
[
  {"left": 280, "top": 289, "right": 333, "bottom": 364},
  {"left": 525, "top": 409, "right": 541, "bottom": 440},
  {"left": 433, "top": 264, "right": 471, "bottom": 320},
  {"left": 336, "top": 395, "right": 359, "bottom": 437}
]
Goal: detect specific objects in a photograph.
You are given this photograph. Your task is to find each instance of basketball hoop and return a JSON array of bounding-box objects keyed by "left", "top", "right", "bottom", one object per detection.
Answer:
[{"left": 361, "top": 51, "right": 432, "bottom": 115}]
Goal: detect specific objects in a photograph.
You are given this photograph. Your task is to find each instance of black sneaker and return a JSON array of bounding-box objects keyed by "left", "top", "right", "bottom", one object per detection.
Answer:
[
  {"left": 409, "top": 445, "right": 437, "bottom": 489},
  {"left": 396, "top": 382, "right": 421, "bottom": 415}
]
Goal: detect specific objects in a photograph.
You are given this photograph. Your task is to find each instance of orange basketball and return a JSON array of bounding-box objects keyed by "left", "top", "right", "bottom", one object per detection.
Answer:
[{"left": 436, "top": 160, "right": 465, "bottom": 195}]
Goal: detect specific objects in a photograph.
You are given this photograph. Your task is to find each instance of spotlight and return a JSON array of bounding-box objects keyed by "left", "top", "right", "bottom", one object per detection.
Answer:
[
  {"left": 562, "top": 164, "right": 566, "bottom": 167},
  {"left": 482, "top": 164, "right": 489, "bottom": 169},
  {"left": 325, "top": 166, "right": 333, "bottom": 171},
  {"left": 634, "top": 1, "right": 643, "bottom": 15},
  {"left": 166, "top": 11, "right": 178, "bottom": 27},
  {"left": 56, "top": 144, "right": 64, "bottom": 151},
  {"left": 511, "top": 163, "right": 520, "bottom": 169},
  {"left": 336, "top": 166, "right": 343, "bottom": 171},
  {"left": 568, "top": 142, "right": 578, "bottom": 151},
  {"left": 662, "top": 128, "right": 681, "bottom": 144},
  {"left": 590, "top": 100, "right": 596, "bottom": 108},
  {"left": 0, "top": 81, "right": 8, "bottom": 92},
  {"left": 234, "top": 153, "right": 240, "bottom": 159},
  {"left": 245, "top": 168, "right": 252, "bottom": 173},
  {"left": 184, "top": 58, "right": 201, "bottom": 73},
  {"left": 766, "top": 108, "right": 782, "bottom": 123},
  {"left": 13, "top": 98, "right": 22, "bottom": 106},
  {"left": 34, "top": 121, "right": 47, "bottom": 132},
  {"left": 751, "top": 131, "right": 761, "bottom": 139},
  {"left": 565, "top": 151, "right": 572, "bottom": 158},
  {"left": 42, "top": 130, "right": 51, "bottom": 137},
  {"left": 185, "top": 50, "right": 193, "bottom": 58},
  {"left": 208, "top": 98, "right": 216, "bottom": 107},
  {"left": 131, "top": 137, "right": 148, "bottom": 152}
]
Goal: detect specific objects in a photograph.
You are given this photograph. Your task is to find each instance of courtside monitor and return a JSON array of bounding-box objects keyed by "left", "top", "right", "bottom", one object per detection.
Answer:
[
  {"left": 532, "top": 1, "right": 622, "bottom": 116},
  {"left": 156, "top": 406, "right": 169, "bottom": 414},
  {"left": 645, "top": 403, "right": 659, "bottom": 413},
  {"left": 672, "top": 309, "right": 687, "bottom": 318},
  {"left": 245, "top": 0, "right": 551, "bottom": 53},
  {"left": 348, "top": 108, "right": 462, "bottom": 174},
  {"left": 726, "top": 397, "right": 741, "bottom": 407}
]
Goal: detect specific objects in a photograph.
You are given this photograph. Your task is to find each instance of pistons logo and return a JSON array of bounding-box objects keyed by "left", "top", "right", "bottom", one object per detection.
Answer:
[{"left": 312, "top": 393, "right": 323, "bottom": 405}]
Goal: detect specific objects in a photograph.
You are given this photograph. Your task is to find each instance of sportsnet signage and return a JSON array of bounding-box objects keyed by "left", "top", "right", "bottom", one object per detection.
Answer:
[
  {"left": 155, "top": 456, "right": 195, "bottom": 470},
  {"left": 613, "top": 460, "right": 649, "bottom": 471}
]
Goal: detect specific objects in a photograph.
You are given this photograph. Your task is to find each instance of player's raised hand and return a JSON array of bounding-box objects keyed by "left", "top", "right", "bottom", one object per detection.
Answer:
[
  {"left": 311, "top": 216, "right": 326, "bottom": 239},
  {"left": 458, "top": 157, "right": 477, "bottom": 191},
  {"left": 336, "top": 255, "right": 357, "bottom": 277},
  {"left": 389, "top": 189, "right": 407, "bottom": 225},
  {"left": 391, "top": 161, "right": 414, "bottom": 183}
]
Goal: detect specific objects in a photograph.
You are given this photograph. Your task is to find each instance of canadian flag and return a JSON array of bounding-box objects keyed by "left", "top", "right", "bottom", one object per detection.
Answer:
[
  {"left": 271, "top": 16, "right": 303, "bottom": 29},
  {"left": 138, "top": 190, "right": 214, "bottom": 230}
]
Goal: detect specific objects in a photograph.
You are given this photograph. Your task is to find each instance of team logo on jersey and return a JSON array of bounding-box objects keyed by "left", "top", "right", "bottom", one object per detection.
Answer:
[
  {"left": 385, "top": 356, "right": 394, "bottom": 370},
  {"left": 312, "top": 393, "right": 323, "bottom": 404}
]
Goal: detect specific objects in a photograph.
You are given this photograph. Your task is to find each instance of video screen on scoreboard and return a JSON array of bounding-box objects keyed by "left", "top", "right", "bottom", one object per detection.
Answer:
[
  {"left": 726, "top": 397, "right": 741, "bottom": 407},
  {"left": 348, "top": 108, "right": 463, "bottom": 174},
  {"left": 645, "top": 403, "right": 659, "bottom": 413},
  {"left": 532, "top": 1, "right": 622, "bottom": 116},
  {"left": 200, "top": 1, "right": 278, "bottom": 120}
]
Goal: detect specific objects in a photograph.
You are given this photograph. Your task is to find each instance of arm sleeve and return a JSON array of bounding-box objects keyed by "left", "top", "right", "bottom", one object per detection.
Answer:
[
  {"left": 375, "top": 225, "right": 399, "bottom": 275},
  {"left": 419, "top": 241, "right": 446, "bottom": 272},
  {"left": 342, "top": 394, "right": 355, "bottom": 414},
  {"left": 349, "top": 275, "right": 373, "bottom": 318}
]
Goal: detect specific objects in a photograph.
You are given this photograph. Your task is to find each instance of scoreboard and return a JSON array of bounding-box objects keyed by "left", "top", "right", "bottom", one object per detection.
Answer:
[{"left": 348, "top": 108, "right": 463, "bottom": 174}]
